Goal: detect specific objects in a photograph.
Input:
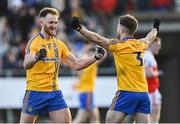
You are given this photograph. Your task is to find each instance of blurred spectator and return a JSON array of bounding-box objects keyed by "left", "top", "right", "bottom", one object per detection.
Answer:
[
  {"left": 7, "top": 0, "right": 23, "bottom": 11},
  {"left": 99, "top": 0, "right": 117, "bottom": 14},
  {"left": 92, "top": 0, "right": 117, "bottom": 14},
  {"left": 80, "top": 0, "right": 92, "bottom": 15},
  {"left": 18, "top": 6, "right": 36, "bottom": 42},
  {"left": 70, "top": 0, "right": 86, "bottom": 18},
  {"left": 57, "top": 19, "right": 69, "bottom": 42},
  {"left": 22, "top": 0, "right": 51, "bottom": 7},
  {"left": 136, "top": 0, "right": 151, "bottom": 11},
  {"left": 62, "top": 0, "right": 86, "bottom": 34},
  {"left": 151, "top": 0, "right": 174, "bottom": 11},
  {"left": 175, "top": 0, "right": 180, "bottom": 12},
  {"left": 56, "top": 19, "right": 73, "bottom": 52},
  {"left": 0, "top": 0, "right": 8, "bottom": 16},
  {"left": 0, "top": 17, "right": 12, "bottom": 59},
  {"left": 2, "top": 47, "right": 22, "bottom": 69},
  {"left": 51, "top": 0, "right": 65, "bottom": 12},
  {"left": 114, "top": 0, "right": 134, "bottom": 14}
]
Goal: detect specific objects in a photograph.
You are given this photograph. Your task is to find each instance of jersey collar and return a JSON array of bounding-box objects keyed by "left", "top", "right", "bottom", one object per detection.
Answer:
[
  {"left": 122, "top": 37, "right": 134, "bottom": 41},
  {"left": 39, "top": 32, "right": 45, "bottom": 39},
  {"left": 39, "top": 32, "right": 54, "bottom": 39}
]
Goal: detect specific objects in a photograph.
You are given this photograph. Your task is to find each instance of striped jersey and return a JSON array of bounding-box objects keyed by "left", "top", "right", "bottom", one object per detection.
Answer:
[
  {"left": 108, "top": 38, "right": 149, "bottom": 92},
  {"left": 25, "top": 33, "right": 71, "bottom": 91}
]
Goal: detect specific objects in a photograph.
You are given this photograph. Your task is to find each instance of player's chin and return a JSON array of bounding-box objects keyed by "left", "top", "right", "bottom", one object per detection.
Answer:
[{"left": 50, "top": 32, "right": 56, "bottom": 36}]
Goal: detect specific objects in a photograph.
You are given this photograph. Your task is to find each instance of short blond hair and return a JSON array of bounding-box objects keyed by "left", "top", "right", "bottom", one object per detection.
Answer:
[{"left": 39, "top": 7, "right": 60, "bottom": 18}]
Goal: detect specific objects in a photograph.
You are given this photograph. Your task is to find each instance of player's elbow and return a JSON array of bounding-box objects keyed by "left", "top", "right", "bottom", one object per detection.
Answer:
[
  {"left": 72, "top": 65, "right": 83, "bottom": 71},
  {"left": 23, "top": 63, "right": 29, "bottom": 70},
  {"left": 23, "top": 61, "right": 27, "bottom": 69},
  {"left": 76, "top": 67, "right": 84, "bottom": 71},
  {"left": 70, "top": 62, "right": 84, "bottom": 71},
  {"left": 23, "top": 61, "right": 32, "bottom": 70}
]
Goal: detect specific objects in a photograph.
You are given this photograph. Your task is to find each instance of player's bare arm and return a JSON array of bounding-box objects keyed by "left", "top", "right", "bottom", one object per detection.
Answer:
[
  {"left": 140, "top": 19, "right": 160, "bottom": 44},
  {"left": 23, "top": 49, "right": 47, "bottom": 69},
  {"left": 63, "top": 46, "right": 106, "bottom": 71},
  {"left": 63, "top": 53, "right": 96, "bottom": 71},
  {"left": 23, "top": 54, "right": 37, "bottom": 69},
  {"left": 79, "top": 27, "right": 110, "bottom": 49},
  {"left": 140, "top": 28, "right": 157, "bottom": 44},
  {"left": 70, "top": 17, "right": 116, "bottom": 50}
]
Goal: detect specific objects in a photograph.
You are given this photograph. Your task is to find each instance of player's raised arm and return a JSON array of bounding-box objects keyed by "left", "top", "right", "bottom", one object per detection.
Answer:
[
  {"left": 70, "top": 17, "right": 111, "bottom": 50},
  {"left": 140, "top": 19, "right": 160, "bottom": 44},
  {"left": 63, "top": 46, "right": 106, "bottom": 71}
]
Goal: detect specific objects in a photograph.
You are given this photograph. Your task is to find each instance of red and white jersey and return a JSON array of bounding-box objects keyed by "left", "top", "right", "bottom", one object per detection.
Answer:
[{"left": 144, "top": 50, "right": 160, "bottom": 93}]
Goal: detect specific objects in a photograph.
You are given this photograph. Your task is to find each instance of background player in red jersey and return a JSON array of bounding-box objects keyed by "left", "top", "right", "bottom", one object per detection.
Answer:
[{"left": 144, "top": 36, "right": 162, "bottom": 123}]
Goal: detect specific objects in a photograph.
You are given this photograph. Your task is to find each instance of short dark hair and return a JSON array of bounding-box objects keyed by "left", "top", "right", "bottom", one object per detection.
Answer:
[
  {"left": 39, "top": 7, "right": 59, "bottom": 18},
  {"left": 119, "top": 14, "right": 138, "bottom": 35}
]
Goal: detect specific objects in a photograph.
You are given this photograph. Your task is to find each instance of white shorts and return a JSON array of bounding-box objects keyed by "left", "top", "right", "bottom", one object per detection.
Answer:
[{"left": 149, "top": 89, "right": 162, "bottom": 106}]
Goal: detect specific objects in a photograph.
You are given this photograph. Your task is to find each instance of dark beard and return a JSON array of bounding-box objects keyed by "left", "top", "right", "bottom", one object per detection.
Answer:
[{"left": 44, "top": 25, "right": 55, "bottom": 36}]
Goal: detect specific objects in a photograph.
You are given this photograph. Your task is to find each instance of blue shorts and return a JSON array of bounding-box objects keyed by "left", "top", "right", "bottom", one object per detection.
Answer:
[
  {"left": 109, "top": 90, "right": 151, "bottom": 114},
  {"left": 22, "top": 90, "right": 68, "bottom": 115},
  {"left": 79, "top": 92, "right": 94, "bottom": 111}
]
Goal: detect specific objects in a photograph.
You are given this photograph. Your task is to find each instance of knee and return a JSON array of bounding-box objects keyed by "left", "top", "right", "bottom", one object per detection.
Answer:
[
  {"left": 20, "top": 113, "right": 37, "bottom": 123},
  {"left": 105, "top": 113, "right": 112, "bottom": 123},
  {"left": 65, "top": 113, "right": 72, "bottom": 123},
  {"left": 73, "top": 111, "right": 89, "bottom": 123}
]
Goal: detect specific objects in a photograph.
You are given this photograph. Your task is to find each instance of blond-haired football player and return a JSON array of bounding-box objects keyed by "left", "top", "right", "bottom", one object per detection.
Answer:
[{"left": 20, "top": 7, "right": 105, "bottom": 123}]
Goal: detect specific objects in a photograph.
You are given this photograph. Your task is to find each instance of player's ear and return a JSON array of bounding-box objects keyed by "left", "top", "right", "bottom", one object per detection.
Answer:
[
  {"left": 39, "top": 17, "right": 44, "bottom": 26},
  {"left": 121, "top": 28, "right": 125, "bottom": 34}
]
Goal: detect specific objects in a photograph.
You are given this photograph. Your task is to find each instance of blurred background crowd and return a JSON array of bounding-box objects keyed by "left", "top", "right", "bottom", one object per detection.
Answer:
[{"left": 0, "top": 0, "right": 176, "bottom": 77}]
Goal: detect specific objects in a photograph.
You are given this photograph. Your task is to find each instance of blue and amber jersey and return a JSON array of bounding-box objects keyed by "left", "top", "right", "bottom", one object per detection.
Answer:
[
  {"left": 25, "top": 33, "right": 71, "bottom": 91},
  {"left": 108, "top": 39, "right": 148, "bottom": 92},
  {"left": 77, "top": 62, "right": 98, "bottom": 92}
]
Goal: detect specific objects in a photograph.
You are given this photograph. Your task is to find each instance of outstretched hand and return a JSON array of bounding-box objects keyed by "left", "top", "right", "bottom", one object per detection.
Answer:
[
  {"left": 70, "top": 17, "right": 82, "bottom": 31},
  {"left": 95, "top": 46, "right": 106, "bottom": 60},
  {"left": 153, "top": 18, "right": 160, "bottom": 31},
  {"left": 35, "top": 48, "right": 47, "bottom": 61}
]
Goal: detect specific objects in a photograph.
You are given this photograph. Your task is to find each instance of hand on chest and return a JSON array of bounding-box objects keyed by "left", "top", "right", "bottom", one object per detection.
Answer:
[{"left": 40, "top": 41, "right": 61, "bottom": 58}]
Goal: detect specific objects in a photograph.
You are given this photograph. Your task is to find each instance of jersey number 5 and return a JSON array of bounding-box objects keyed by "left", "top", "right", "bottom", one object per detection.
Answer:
[{"left": 136, "top": 52, "right": 143, "bottom": 66}]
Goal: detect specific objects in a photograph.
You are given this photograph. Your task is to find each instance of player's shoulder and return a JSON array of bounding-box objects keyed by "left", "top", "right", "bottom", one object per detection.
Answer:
[
  {"left": 53, "top": 37, "right": 62, "bottom": 43},
  {"left": 145, "top": 50, "right": 152, "bottom": 55},
  {"left": 26, "top": 34, "right": 41, "bottom": 46},
  {"left": 54, "top": 38, "right": 66, "bottom": 46},
  {"left": 53, "top": 38, "right": 70, "bottom": 49},
  {"left": 127, "top": 39, "right": 141, "bottom": 43},
  {"left": 144, "top": 50, "right": 154, "bottom": 60},
  {"left": 128, "top": 39, "right": 148, "bottom": 48},
  {"left": 109, "top": 38, "right": 119, "bottom": 45},
  {"left": 109, "top": 38, "right": 140, "bottom": 45},
  {"left": 109, "top": 38, "right": 128, "bottom": 47}
]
